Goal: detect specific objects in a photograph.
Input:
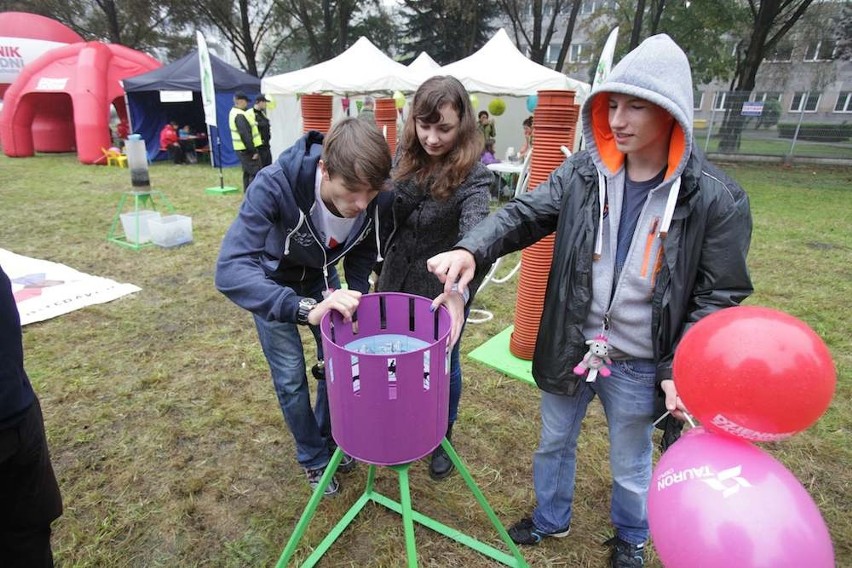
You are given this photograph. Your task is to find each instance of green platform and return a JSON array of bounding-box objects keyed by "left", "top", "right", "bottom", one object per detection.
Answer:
[
  {"left": 277, "top": 443, "right": 528, "bottom": 567},
  {"left": 467, "top": 325, "right": 534, "bottom": 386},
  {"left": 204, "top": 185, "right": 239, "bottom": 195}
]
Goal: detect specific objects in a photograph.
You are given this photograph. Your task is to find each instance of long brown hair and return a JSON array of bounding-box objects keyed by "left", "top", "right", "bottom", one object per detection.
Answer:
[{"left": 394, "top": 76, "right": 483, "bottom": 201}]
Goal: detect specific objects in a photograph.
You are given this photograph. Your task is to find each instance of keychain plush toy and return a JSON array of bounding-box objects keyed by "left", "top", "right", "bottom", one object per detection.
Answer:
[{"left": 573, "top": 334, "right": 613, "bottom": 382}]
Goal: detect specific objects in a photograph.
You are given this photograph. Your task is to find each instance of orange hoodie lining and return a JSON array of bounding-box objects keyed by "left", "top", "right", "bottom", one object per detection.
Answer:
[{"left": 590, "top": 95, "right": 687, "bottom": 179}]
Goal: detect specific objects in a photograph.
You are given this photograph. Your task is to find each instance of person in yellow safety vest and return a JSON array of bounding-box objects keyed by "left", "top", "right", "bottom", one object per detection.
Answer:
[{"left": 229, "top": 92, "right": 263, "bottom": 192}]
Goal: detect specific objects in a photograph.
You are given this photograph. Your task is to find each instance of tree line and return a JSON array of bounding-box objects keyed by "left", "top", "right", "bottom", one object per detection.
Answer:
[{"left": 2, "top": 0, "right": 843, "bottom": 150}]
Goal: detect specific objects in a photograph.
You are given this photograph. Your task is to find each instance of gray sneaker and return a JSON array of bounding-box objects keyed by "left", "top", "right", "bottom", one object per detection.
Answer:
[
  {"left": 305, "top": 466, "right": 339, "bottom": 497},
  {"left": 338, "top": 452, "right": 357, "bottom": 473}
]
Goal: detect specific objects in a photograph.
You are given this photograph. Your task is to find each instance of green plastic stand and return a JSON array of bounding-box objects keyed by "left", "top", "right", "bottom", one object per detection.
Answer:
[
  {"left": 277, "top": 441, "right": 529, "bottom": 568},
  {"left": 204, "top": 185, "right": 239, "bottom": 195},
  {"left": 107, "top": 190, "right": 175, "bottom": 250}
]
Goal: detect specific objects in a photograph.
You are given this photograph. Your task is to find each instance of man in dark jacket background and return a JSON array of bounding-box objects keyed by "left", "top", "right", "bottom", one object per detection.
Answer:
[
  {"left": 427, "top": 35, "right": 752, "bottom": 568},
  {"left": 215, "top": 118, "right": 392, "bottom": 496},
  {"left": 229, "top": 92, "right": 263, "bottom": 192},
  {"left": 0, "top": 266, "right": 63, "bottom": 567},
  {"left": 248, "top": 94, "right": 272, "bottom": 168}
]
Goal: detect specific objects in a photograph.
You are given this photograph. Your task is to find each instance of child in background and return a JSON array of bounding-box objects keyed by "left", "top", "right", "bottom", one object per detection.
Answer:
[{"left": 480, "top": 139, "right": 501, "bottom": 165}]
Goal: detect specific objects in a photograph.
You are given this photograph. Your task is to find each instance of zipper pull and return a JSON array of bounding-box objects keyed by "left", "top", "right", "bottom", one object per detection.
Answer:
[{"left": 603, "top": 312, "right": 611, "bottom": 332}]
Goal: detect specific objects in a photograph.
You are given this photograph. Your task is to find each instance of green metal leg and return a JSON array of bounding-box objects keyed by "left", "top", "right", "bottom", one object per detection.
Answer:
[
  {"left": 394, "top": 464, "right": 418, "bottom": 567},
  {"left": 276, "top": 449, "right": 343, "bottom": 568},
  {"left": 276, "top": 442, "right": 528, "bottom": 568},
  {"left": 441, "top": 439, "right": 528, "bottom": 567}
]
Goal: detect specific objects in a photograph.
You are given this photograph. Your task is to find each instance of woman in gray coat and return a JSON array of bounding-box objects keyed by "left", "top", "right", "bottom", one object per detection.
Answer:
[{"left": 377, "top": 76, "right": 492, "bottom": 479}]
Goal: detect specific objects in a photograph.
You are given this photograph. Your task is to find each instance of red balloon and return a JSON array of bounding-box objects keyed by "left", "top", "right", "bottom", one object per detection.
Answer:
[{"left": 674, "top": 306, "right": 835, "bottom": 442}]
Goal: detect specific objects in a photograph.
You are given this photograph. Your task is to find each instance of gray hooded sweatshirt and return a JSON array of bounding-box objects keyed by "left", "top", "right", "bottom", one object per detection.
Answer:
[{"left": 580, "top": 34, "right": 694, "bottom": 359}]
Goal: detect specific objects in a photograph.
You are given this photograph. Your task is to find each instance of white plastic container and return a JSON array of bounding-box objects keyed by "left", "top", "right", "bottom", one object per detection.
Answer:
[
  {"left": 119, "top": 210, "right": 161, "bottom": 244},
  {"left": 148, "top": 215, "right": 193, "bottom": 248}
]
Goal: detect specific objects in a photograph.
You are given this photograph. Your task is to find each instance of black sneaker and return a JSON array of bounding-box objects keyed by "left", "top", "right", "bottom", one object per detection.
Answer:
[
  {"left": 428, "top": 444, "right": 454, "bottom": 480},
  {"left": 605, "top": 536, "right": 646, "bottom": 568},
  {"left": 507, "top": 517, "right": 570, "bottom": 545},
  {"left": 305, "top": 466, "right": 339, "bottom": 497}
]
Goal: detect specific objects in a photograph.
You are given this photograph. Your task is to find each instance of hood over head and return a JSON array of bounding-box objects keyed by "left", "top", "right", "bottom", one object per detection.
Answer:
[{"left": 581, "top": 34, "right": 694, "bottom": 182}]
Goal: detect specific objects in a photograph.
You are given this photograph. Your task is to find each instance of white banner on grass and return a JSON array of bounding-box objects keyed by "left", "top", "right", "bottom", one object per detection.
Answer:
[{"left": 0, "top": 248, "right": 141, "bottom": 326}]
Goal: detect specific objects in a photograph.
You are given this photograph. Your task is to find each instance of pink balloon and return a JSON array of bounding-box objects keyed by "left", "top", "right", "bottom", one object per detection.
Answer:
[{"left": 649, "top": 428, "right": 834, "bottom": 568}]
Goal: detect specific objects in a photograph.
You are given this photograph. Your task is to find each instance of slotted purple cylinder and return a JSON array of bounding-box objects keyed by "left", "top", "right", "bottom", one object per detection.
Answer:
[{"left": 321, "top": 293, "right": 451, "bottom": 466}]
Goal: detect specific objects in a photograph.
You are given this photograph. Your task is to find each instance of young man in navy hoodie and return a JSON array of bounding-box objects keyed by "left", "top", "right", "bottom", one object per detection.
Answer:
[
  {"left": 1, "top": 266, "right": 63, "bottom": 566},
  {"left": 428, "top": 35, "right": 752, "bottom": 567},
  {"left": 216, "top": 118, "right": 392, "bottom": 496}
]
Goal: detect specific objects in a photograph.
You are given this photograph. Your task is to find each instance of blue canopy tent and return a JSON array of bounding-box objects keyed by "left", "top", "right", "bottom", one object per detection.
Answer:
[{"left": 123, "top": 51, "right": 260, "bottom": 166}]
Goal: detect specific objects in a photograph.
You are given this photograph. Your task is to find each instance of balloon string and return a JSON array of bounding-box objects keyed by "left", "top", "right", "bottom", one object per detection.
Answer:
[{"left": 652, "top": 410, "right": 697, "bottom": 429}]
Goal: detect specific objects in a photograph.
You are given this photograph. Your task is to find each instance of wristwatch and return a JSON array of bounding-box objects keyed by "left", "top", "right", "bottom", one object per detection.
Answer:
[{"left": 296, "top": 297, "right": 317, "bottom": 325}]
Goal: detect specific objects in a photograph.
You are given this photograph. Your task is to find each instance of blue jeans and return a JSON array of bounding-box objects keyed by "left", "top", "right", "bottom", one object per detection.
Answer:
[
  {"left": 531, "top": 359, "right": 656, "bottom": 545},
  {"left": 448, "top": 341, "right": 462, "bottom": 426},
  {"left": 252, "top": 277, "right": 339, "bottom": 471},
  {"left": 254, "top": 314, "right": 331, "bottom": 470}
]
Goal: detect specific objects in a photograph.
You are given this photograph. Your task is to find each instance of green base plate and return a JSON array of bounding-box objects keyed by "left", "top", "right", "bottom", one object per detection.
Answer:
[
  {"left": 467, "top": 325, "right": 534, "bottom": 386},
  {"left": 205, "top": 186, "right": 239, "bottom": 195}
]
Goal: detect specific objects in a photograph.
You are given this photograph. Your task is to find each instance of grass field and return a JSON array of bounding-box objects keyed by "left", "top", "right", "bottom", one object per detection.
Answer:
[
  {"left": 1, "top": 154, "right": 849, "bottom": 567},
  {"left": 694, "top": 128, "right": 852, "bottom": 159}
]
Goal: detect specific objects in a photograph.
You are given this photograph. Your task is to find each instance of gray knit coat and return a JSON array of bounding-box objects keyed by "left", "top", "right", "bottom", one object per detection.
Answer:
[{"left": 377, "top": 161, "right": 492, "bottom": 301}]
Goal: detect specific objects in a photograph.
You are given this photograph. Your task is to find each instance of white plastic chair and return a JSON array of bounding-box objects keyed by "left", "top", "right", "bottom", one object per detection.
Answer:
[{"left": 512, "top": 148, "right": 533, "bottom": 198}]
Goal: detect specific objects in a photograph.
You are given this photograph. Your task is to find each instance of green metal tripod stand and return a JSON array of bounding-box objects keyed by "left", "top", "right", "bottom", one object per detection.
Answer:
[{"left": 277, "top": 440, "right": 528, "bottom": 567}]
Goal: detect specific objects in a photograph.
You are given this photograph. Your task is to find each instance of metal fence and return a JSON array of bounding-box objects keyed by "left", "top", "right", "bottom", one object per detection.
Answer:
[{"left": 696, "top": 96, "right": 852, "bottom": 163}]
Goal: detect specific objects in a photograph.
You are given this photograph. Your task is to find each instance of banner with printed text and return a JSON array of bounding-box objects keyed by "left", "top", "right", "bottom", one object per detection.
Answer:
[{"left": 0, "top": 248, "right": 141, "bottom": 326}]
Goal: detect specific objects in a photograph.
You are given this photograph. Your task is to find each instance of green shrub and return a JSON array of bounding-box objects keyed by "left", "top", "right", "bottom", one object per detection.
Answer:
[{"left": 777, "top": 122, "right": 851, "bottom": 142}]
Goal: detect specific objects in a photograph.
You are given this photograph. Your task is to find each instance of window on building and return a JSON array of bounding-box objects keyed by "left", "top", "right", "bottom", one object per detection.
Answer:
[
  {"left": 546, "top": 44, "right": 561, "bottom": 64},
  {"left": 765, "top": 42, "right": 793, "bottom": 62},
  {"left": 569, "top": 43, "right": 592, "bottom": 64},
  {"left": 693, "top": 90, "right": 704, "bottom": 110},
  {"left": 712, "top": 91, "right": 728, "bottom": 111},
  {"left": 835, "top": 92, "right": 852, "bottom": 113},
  {"left": 790, "top": 91, "right": 821, "bottom": 112},
  {"left": 582, "top": 1, "right": 596, "bottom": 14},
  {"left": 751, "top": 91, "right": 782, "bottom": 103},
  {"left": 804, "top": 40, "right": 836, "bottom": 61}
]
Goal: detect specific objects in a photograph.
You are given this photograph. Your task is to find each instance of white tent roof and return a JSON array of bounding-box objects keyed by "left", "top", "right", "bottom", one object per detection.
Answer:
[
  {"left": 262, "top": 37, "right": 420, "bottom": 96},
  {"left": 441, "top": 29, "right": 590, "bottom": 100},
  {"left": 407, "top": 52, "right": 441, "bottom": 81}
]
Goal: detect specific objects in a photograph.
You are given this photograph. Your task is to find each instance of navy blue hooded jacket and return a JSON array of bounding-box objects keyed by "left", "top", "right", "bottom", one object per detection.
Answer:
[{"left": 215, "top": 131, "right": 391, "bottom": 323}]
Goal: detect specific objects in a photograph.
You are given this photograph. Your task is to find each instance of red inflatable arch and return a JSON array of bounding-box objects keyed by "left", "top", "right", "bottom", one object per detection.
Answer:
[
  {"left": 1, "top": 12, "right": 84, "bottom": 152},
  {"left": 0, "top": 12, "right": 83, "bottom": 99},
  {"left": 0, "top": 41, "right": 159, "bottom": 164}
]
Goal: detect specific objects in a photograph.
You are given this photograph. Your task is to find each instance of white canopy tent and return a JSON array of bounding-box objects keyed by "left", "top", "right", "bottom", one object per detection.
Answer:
[
  {"left": 262, "top": 37, "right": 421, "bottom": 154},
  {"left": 441, "top": 28, "right": 590, "bottom": 99},
  {"left": 263, "top": 36, "right": 421, "bottom": 96},
  {"left": 440, "top": 29, "right": 590, "bottom": 157},
  {"left": 407, "top": 52, "right": 442, "bottom": 81}
]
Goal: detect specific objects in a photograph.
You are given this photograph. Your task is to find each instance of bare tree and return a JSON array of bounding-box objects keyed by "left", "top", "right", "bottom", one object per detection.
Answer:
[
  {"left": 186, "top": 0, "right": 288, "bottom": 77},
  {"left": 4, "top": 0, "right": 192, "bottom": 53},
  {"left": 717, "top": 0, "right": 817, "bottom": 151},
  {"left": 497, "top": 0, "right": 582, "bottom": 70}
]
